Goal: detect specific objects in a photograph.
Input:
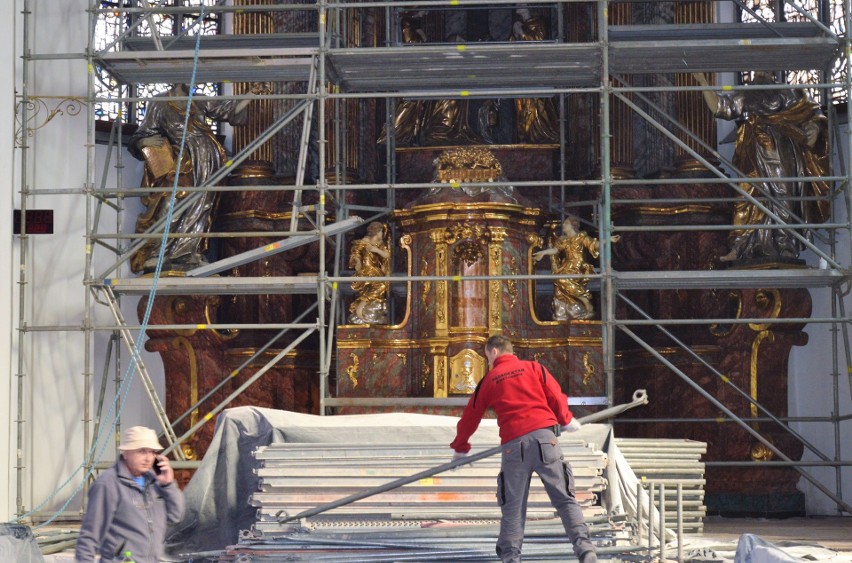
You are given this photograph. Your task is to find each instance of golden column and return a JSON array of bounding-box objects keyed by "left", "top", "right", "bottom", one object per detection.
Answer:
[
  {"left": 233, "top": 0, "right": 276, "bottom": 167},
  {"left": 608, "top": 2, "right": 635, "bottom": 179},
  {"left": 674, "top": 1, "right": 718, "bottom": 173}
]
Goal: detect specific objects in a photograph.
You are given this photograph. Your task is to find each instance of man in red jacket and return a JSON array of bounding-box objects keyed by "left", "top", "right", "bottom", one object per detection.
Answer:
[{"left": 451, "top": 335, "right": 597, "bottom": 563}]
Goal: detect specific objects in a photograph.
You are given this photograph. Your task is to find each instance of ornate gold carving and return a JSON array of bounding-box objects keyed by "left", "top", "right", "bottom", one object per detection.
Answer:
[
  {"left": 449, "top": 349, "right": 487, "bottom": 395},
  {"left": 709, "top": 290, "right": 742, "bottom": 337},
  {"left": 421, "top": 356, "right": 431, "bottom": 390},
  {"left": 345, "top": 353, "right": 360, "bottom": 388},
  {"left": 507, "top": 256, "right": 519, "bottom": 310},
  {"left": 420, "top": 257, "right": 430, "bottom": 309},
  {"left": 204, "top": 296, "right": 240, "bottom": 342},
  {"left": 165, "top": 297, "right": 197, "bottom": 337},
  {"left": 747, "top": 289, "right": 781, "bottom": 420},
  {"left": 750, "top": 441, "right": 775, "bottom": 462},
  {"left": 181, "top": 444, "right": 198, "bottom": 461},
  {"left": 434, "top": 236, "right": 448, "bottom": 334},
  {"left": 446, "top": 222, "right": 490, "bottom": 267},
  {"left": 433, "top": 355, "right": 448, "bottom": 397},
  {"left": 439, "top": 356, "right": 447, "bottom": 393},
  {"left": 526, "top": 233, "right": 559, "bottom": 326},
  {"left": 487, "top": 232, "right": 504, "bottom": 332},
  {"left": 748, "top": 289, "right": 782, "bottom": 332},
  {"left": 750, "top": 330, "right": 775, "bottom": 419},
  {"left": 386, "top": 234, "right": 412, "bottom": 330},
  {"left": 582, "top": 352, "right": 596, "bottom": 386},
  {"left": 171, "top": 336, "right": 199, "bottom": 429},
  {"left": 434, "top": 147, "right": 503, "bottom": 183}
]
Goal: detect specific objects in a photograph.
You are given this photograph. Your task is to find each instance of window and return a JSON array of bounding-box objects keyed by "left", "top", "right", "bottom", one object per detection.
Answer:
[
  {"left": 94, "top": 1, "right": 221, "bottom": 125},
  {"left": 739, "top": 0, "right": 846, "bottom": 105}
]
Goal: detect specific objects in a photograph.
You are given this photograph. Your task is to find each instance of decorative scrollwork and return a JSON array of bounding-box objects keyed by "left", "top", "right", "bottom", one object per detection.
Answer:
[
  {"left": 421, "top": 356, "right": 431, "bottom": 390},
  {"left": 507, "top": 256, "right": 519, "bottom": 310},
  {"left": 15, "top": 96, "right": 88, "bottom": 147},
  {"left": 446, "top": 222, "right": 490, "bottom": 267},
  {"left": 345, "top": 353, "right": 360, "bottom": 388},
  {"left": 420, "top": 258, "right": 430, "bottom": 308},
  {"left": 582, "top": 352, "right": 596, "bottom": 386}
]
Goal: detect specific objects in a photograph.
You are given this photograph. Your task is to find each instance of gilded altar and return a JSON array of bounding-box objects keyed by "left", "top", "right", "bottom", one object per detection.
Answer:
[{"left": 335, "top": 149, "right": 605, "bottom": 414}]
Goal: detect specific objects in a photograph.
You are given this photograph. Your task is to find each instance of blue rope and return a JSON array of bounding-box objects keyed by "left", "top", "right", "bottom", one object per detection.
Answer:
[{"left": 17, "top": 6, "right": 207, "bottom": 529}]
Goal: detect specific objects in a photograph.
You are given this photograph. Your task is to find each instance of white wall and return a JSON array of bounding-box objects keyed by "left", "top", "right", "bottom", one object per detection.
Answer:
[
  {"left": 6, "top": 0, "right": 161, "bottom": 521},
  {"left": 1, "top": 0, "right": 18, "bottom": 524},
  {"left": 791, "top": 118, "right": 852, "bottom": 514}
]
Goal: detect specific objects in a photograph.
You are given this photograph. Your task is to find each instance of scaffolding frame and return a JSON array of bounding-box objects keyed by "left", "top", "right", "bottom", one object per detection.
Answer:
[{"left": 12, "top": 0, "right": 852, "bottom": 521}]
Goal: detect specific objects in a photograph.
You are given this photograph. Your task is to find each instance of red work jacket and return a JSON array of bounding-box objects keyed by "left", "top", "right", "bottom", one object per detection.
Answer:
[{"left": 450, "top": 353, "right": 575, "bottom": 453}]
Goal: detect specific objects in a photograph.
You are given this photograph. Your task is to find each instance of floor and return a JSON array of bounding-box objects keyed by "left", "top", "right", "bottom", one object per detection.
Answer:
[
  {"left": 703, "top": 516, "right": 852, "bottom": 552},
  {"left": 39, "top": 516, "right": 852, "bottom": 562}
]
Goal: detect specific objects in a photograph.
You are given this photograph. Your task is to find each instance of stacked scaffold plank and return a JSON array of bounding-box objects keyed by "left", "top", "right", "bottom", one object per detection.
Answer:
[
  {"left": 217, "top": 438, "right": 642, "bottom": 561},
  {"left": 614, "top": 438, "right": 707, "bottom": 534}
]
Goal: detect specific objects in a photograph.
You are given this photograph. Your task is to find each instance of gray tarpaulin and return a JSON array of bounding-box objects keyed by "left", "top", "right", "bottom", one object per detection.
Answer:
[
  {"left": 165, "top": 406, "right": 624, "bottom": 557},
  {"left": 0, "top": 524, "right": 45, "bottom": 563}
]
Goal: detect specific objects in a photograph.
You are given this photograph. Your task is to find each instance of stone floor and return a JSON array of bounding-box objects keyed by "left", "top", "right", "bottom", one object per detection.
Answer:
[{"left": 39, "top": 516, "right": 852, "bottom": 562}]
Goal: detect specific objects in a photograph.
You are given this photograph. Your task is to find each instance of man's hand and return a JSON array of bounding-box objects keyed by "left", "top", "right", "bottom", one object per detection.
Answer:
[
  {"left": 451, "top": 450, "right": 469, "bottom": 471},
  {"left": 154, "top": 454, "right": 175, "bottom": 486},
  {"left": 560, "top": 418, "right": 582, "bottom": 433}
]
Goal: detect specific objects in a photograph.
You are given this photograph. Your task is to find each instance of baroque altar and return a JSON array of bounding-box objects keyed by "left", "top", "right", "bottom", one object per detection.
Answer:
[{"left": 335, "top": 148, "right": 606, "bottom": 415}]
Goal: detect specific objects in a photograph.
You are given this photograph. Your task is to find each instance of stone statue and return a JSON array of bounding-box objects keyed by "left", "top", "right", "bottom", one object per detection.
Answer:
[
  {"left": 348, "top": 222, "right": 391, "bottom": 324},
  {"left": 533, "top": 217, "right": 619, "bottom": 320},
  {"left": 128, "top": 83, "right": 257, "bottom": 273},
  {"left": 693, "top": 72, "right": 830, "bottom": 262},
  {"left": 377, "top": 12, "right": 429, "bottom": 147},
  {"left": 511, "top": 9, "right": 559, "bottom": 144}
]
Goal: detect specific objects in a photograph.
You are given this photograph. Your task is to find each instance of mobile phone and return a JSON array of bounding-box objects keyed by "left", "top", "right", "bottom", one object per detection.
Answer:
[{"left": 153, "top": 458, "right": 162, "bottom": 475}]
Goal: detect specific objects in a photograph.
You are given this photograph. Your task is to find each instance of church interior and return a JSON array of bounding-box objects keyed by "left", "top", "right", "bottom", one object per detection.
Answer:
[{"left": 3, "top": 0, "right": 852, "bottom": 560}]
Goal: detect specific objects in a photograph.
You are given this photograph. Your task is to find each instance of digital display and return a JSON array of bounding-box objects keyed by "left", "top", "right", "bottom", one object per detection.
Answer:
[{"left": 13, "top": 209, "right": 54, "bottom": 235}]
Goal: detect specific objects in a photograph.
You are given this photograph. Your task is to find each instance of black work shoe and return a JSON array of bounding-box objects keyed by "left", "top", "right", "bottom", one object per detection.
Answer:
[{"left": 579, "top": 550, "right": 598, "bottom": 563}]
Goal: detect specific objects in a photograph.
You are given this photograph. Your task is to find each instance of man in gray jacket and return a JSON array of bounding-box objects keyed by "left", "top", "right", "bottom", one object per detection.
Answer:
[{"left": 76, "top": 426, "right": 184, "bottom": 562}]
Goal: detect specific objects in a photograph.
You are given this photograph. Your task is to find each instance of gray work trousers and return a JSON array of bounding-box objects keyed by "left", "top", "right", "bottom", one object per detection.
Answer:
[{"left": 495, "top": 428, "right": 595, "bottom": 563}]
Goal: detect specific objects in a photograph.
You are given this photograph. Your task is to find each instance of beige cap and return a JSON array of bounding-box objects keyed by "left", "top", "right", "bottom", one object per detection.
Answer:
[{"left": 118, "top": 426, "right": 162, "bottom": 451}]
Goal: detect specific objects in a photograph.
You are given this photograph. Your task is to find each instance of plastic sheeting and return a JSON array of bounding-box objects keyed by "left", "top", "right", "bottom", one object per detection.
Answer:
[
  {"left": 0, "top": 524, "right": 45, "bottom": 563},
  {"left": 165, "top": 406, "right": 652, "bottom": 557},
  {"left": 736, "top": 534, "right": 801, "bottom": 563}
]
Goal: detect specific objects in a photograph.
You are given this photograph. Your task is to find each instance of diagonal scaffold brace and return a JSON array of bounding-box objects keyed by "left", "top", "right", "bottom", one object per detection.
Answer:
[{"left": 277, "top": 389, "right": 649, "bottom": 524}]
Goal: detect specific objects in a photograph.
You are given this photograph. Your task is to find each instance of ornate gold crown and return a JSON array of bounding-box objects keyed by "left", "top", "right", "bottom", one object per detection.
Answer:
[{"left": 433, "top": 147, "right": 503, "bottom": 183}]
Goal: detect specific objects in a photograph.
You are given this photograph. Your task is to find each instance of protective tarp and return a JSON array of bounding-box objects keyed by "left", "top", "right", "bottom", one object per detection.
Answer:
[
  {"left": 604, "top": 437, "right": 678, "bottom": 545},
  {"left": 0, "top": 524, "right": 45, "bottom": 563},
  {"left": 165, "top": 406, "right": 637, "bottom": 556},
  {"left": 736, "top": 534, "right": 802, "bottom": 563}
]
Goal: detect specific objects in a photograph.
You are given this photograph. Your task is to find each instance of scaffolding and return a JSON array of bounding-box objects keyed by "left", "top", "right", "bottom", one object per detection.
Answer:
[{"left": 12, "top": 0, "right": 852, "bottom": 524}]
